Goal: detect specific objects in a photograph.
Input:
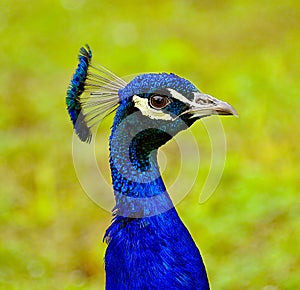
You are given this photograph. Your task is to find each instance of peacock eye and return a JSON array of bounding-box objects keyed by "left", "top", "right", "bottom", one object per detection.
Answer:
[{"left": 149, "top": 95, "right": 171, "bottom": 109}]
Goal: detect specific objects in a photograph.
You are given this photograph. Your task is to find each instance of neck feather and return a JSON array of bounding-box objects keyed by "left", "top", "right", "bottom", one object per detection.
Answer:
[{"left": 109, "top": 104, "right": 173, "bottom": 218}]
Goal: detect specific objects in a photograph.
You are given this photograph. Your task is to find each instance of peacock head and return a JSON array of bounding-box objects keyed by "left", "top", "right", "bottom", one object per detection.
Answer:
[
  {"left": 67, "top": 45, "right": 237, "bottom": 149},
  {"left": 121, "top": 72, "right": 236, "bottom": 120}
]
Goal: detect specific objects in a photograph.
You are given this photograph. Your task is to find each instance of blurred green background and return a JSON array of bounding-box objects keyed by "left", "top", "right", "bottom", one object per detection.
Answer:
[{"left": 1, "top": 0, "right": 299, "bottom": 289}]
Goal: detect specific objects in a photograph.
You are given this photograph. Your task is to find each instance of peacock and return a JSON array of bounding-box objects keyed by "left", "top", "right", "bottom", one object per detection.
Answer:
[{"left": 66, "top": 45, "right": 237, "bottom": 289}]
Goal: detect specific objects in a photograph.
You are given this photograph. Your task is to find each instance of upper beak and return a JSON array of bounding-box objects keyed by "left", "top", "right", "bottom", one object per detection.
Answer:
[{"left": 187, "top": 93, "right": 238, "bottom": 119}]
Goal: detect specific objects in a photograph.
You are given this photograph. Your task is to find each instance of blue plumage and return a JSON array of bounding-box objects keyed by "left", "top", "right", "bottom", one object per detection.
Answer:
[
  {"left": 105, "top": 81, "right": 210, "bottom": 289},
  {"left": 67, "top": 45, "right": 237, "bottom": 289}
]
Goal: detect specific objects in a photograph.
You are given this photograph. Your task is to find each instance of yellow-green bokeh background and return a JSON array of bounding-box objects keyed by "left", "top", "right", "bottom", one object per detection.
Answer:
[{"left": 1, "top": 1, "right": 299, "bottom": 289}]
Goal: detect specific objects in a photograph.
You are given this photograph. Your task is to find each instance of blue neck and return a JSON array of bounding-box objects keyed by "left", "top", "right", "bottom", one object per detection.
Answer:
[{"left": 109, "top": 102, "right": 173, "bottom": 218}]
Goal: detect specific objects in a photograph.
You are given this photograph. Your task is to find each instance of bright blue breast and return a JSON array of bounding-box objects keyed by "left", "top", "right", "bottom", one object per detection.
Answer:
[{"left": 105, "top": 209, "right": 209, "bottom": 290}]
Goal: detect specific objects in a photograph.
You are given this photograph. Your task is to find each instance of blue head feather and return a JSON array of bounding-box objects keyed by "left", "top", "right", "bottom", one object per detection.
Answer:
[{"left": 119, "top": 72, "right": 198, "bottom": 101}]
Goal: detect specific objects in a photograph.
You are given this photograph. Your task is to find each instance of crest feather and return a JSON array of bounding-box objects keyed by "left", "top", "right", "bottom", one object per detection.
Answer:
[{"left": 66, "top": 45, "right": 126, "bottom": 142}]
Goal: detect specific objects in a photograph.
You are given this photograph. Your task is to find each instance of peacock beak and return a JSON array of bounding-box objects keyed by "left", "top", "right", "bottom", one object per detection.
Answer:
[
  {"left": 187, "top": 93, "right": 238, "bottom": 119},
  {"left": 211, "top": 99, "right": 238, "bottom": 116}
]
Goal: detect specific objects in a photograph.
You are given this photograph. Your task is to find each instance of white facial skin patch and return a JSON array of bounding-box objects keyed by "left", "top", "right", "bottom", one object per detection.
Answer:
[
  {"left": 167, "top": 89, "right": 196, "bottom": 106},
  {"left": 132, "top": 95, "right": 176, "bottom": 121}
]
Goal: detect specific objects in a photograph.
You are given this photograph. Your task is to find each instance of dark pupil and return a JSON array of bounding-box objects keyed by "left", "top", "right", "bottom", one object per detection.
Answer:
[{"left": 151, "top": 95, "right": 167, "bottom": 108}]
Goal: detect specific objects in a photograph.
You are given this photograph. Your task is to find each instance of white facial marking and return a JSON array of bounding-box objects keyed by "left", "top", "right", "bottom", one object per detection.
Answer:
[
  {"left": 168, "top": 89, "right": 218, "bottom": 108},
  {"left": 167, "top": 89, "right": 196, "bottom": 106},
  {"left": 132, "top": 95, "right": 175, "bottom": 121}
]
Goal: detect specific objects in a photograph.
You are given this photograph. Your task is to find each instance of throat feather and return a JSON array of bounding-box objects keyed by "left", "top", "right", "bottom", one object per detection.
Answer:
[{"left": 109, "top": 107, "right": 174, "bottom": 218}]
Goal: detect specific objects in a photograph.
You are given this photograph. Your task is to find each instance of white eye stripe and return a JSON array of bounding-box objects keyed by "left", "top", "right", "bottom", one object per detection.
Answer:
[
  {"left": 168, "top": 89, "right": 217, "bottom": 107},
  {"left": 132, "top": 95, "right": 176, "bottom": 121},
  {"left": 167, "top": 89, "right": 197, "bottom": 106}
]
